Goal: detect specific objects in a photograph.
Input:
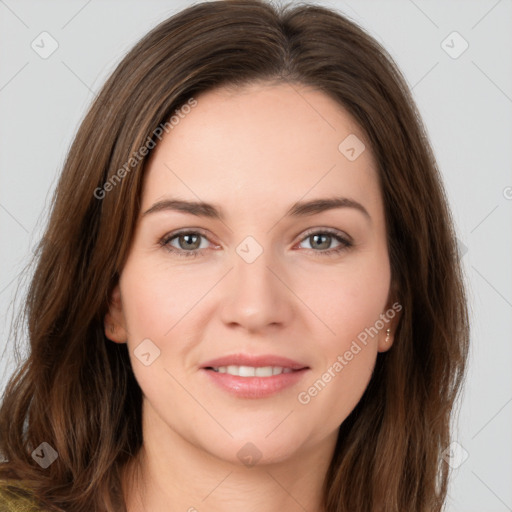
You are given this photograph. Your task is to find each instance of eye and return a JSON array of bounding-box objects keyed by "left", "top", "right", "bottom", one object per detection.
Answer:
[
  {"left": 160, "top": 230, "right": 213, "bottom": 258},
  {"left": 297, "top": 229, "right": 352, "bottom": 256},
  {"left": 159, "top": 228, "right": 353, "bottom": 259}
]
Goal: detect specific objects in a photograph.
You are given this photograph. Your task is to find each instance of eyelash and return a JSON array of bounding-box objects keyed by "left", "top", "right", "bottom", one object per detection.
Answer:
[{"left": 159, "top": 228, "right": 353, "bottom": 259}]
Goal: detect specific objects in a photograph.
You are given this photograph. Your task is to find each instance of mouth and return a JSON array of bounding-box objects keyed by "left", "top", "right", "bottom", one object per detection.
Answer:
[
  {"left": 200, "top": 354, "right": 310, "bottom": 398},
  {"left": 205, "top": 365, "right": 300, "bottom": 377},
  {"left": 200, "top": 353, "right": 308, "bottom": 372}
]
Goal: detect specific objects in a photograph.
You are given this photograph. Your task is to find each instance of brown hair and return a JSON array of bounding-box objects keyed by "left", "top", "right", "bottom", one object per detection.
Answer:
[{"left": 0, "top": 1, "right": 469, "bottom": 510}]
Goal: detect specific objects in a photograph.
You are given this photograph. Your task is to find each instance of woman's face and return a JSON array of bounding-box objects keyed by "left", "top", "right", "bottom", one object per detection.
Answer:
[{"left": 106, "top": 82, "right": 397, "bottom": 466}]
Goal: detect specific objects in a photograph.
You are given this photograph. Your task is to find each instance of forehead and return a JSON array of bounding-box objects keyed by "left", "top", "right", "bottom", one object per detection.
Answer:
[{"left": 141, "top": 82, "right": 382, "bottom": 219}]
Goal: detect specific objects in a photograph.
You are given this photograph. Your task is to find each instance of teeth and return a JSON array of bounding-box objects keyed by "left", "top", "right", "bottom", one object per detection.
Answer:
[{"left": 211, "top": 365, "right": 294, "bottom": 377}]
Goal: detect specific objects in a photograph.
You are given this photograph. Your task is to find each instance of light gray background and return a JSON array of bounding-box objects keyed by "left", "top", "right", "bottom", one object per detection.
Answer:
[{"left": 1, "top": 1, "right": 511, "bottom": 510}]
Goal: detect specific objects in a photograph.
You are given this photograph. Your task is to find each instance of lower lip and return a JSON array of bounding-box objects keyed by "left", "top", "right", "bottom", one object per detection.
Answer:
[{"left": 201, "top": 368, "right": 309, "bottom": 399}]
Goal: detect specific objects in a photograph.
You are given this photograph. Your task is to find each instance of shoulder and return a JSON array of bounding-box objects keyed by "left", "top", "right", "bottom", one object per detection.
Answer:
[{"left": 0, "top": 479, "right": 46, "bottom": 512}]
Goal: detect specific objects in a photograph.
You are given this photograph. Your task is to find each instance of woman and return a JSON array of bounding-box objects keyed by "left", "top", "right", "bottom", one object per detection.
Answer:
[{"left": 0, "top": 1, "right": 469, "bottom": 511}]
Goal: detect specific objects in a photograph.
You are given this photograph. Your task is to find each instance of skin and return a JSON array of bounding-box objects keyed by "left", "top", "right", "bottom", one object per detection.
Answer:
[{"left": 105, "top": 81, "right": 400, "bottom": 512}]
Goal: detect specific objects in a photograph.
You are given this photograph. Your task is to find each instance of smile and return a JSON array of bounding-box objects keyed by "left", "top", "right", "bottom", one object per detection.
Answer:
[{"left": 208, "top": 365, "right": 294, "bottom": 377}]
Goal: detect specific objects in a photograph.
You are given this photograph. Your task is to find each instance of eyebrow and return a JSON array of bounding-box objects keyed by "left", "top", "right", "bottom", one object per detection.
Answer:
[{"left": 142, "top": 196, "right": 371, "bottom": 222}]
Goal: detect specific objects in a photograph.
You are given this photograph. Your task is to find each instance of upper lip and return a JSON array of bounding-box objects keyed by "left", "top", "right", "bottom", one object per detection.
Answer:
[{"left": 201, "top": 353, "right": 309, "bottom": 370}]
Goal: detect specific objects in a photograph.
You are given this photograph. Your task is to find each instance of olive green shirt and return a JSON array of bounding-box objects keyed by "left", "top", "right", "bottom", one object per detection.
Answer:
[{"left": 0, "top": 480, "right": 44, "bottom": 512}]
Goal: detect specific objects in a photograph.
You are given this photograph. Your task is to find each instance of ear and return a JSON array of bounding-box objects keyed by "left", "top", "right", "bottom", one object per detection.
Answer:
[
  {"left": 377, "top": 297, "right": 403, "bottom": 353},
  {"left": 104, "top": 284, "right": 128, "bottom": 344}
]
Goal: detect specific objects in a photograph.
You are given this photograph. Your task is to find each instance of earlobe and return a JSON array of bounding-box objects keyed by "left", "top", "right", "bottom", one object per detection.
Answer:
[
  {"left": 104, "top": 284, "right": 128, "bottom": 344},
  {"left": 378, "top": 327, "right": 394, "bottom": 352},
  {"left": 377, "top": 296, "right": 402, "bottom": 353}
]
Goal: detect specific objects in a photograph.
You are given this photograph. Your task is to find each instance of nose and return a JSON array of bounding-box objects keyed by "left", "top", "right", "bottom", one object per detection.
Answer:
[{"left": 219, "top": 244, "right": 295, "bottom": 333}]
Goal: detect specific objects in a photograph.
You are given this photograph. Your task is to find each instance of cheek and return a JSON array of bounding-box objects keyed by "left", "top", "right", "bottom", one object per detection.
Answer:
[
  {"left": 119, "top": 257, "right": 210, "bottom": 340},
  {"left": 118, "top": 261, "right": 202, "bottom": 414},
  {"left": 302, "top": 255, "right": 391, "bottom": 347},
  {"left": 295, "top": 294, "right": 385, "bottom": 432},
  {"left": 295, "top": 255, "right": 390, "bottom": 415}
]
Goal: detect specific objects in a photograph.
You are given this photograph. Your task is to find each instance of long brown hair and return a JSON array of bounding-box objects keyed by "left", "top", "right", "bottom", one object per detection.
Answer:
[{"left": 0, "top": 1, "right": 469, "bottom": 510}]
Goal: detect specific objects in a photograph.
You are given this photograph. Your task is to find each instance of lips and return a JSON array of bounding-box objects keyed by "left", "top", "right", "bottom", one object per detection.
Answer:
[
  {"left": 200, "top": 353, "right": 308, "bottom": 371},
  {"left": 199, "top": 353, "right": 310, "bottom": 398}
]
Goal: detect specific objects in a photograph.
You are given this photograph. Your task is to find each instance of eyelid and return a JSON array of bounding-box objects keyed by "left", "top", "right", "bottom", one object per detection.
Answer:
[{"left": 295, "top": 226, "right": 353, "bottom": 245}]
